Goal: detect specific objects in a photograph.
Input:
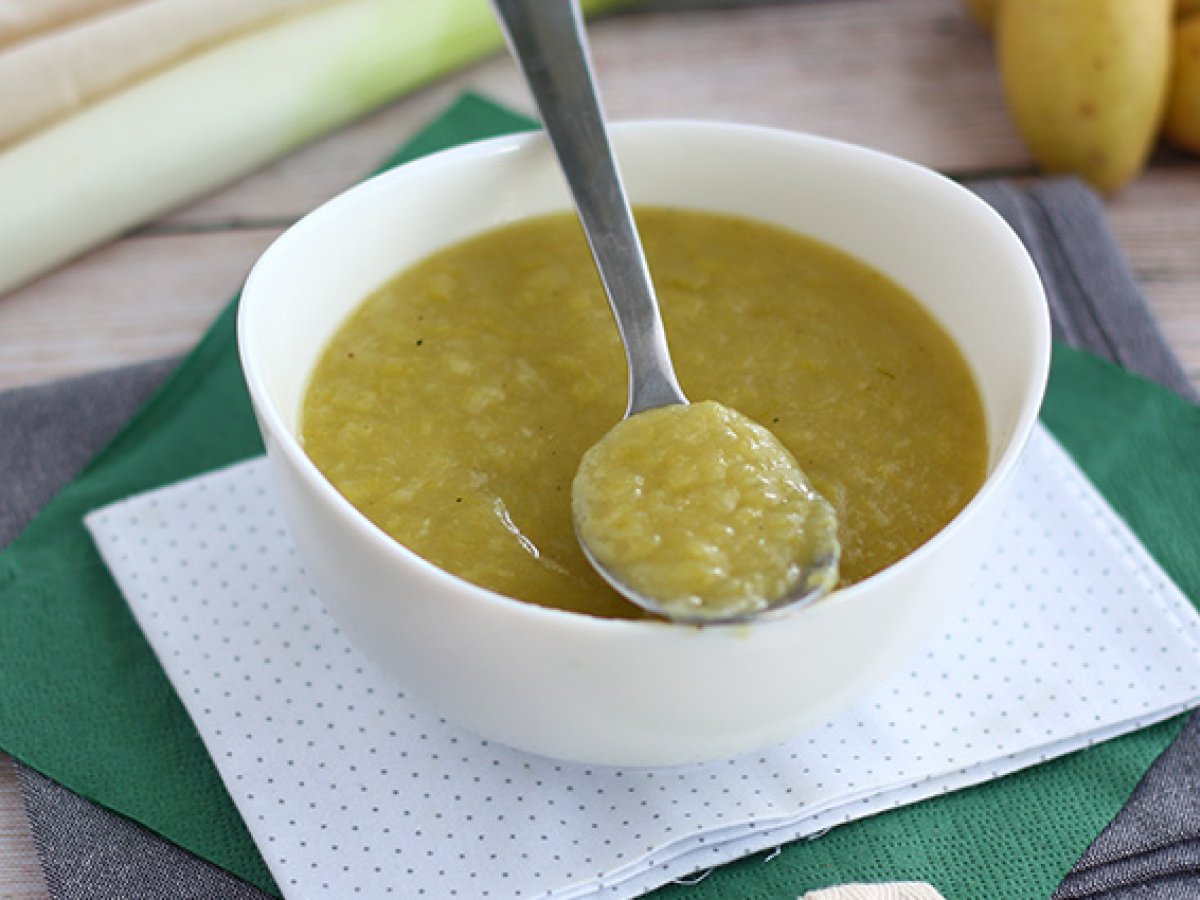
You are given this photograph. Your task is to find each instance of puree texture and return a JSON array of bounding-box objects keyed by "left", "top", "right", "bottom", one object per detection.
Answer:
[
  {"left": 300, "top": 208, "right": 987, "bottom": 620},
  {"left": 573, "top": 401, "right": 839, "bottom": 620}
]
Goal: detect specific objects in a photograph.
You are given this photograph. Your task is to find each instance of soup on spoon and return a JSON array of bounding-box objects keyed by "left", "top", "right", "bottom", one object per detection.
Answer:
[{"left": 573, "top": 401, "right": 840, "bottom": 621}]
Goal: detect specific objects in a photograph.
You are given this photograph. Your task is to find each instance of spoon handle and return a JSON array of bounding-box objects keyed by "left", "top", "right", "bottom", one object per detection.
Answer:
[{"left": 492, "top": 0, "right": 687, "bottom": 416}]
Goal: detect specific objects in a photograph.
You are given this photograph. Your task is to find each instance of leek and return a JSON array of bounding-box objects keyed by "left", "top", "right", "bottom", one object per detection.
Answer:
[
  {"left": 0, "top": 0, "right": 137, "bottom": 48},
  {"left": 0, "top": 0, "right": 619, "bottom": 297},
  {"left": 0, "top": 0, "right": 332, "bottom": 149}
]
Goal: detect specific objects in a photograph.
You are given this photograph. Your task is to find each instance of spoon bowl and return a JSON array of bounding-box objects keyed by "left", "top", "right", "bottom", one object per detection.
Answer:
[
  {"left": 577, "top": 525, "right": 841, "bottom": 626},
  {"left": 572, "top": 400, "right": 843, "bottom": 624}
]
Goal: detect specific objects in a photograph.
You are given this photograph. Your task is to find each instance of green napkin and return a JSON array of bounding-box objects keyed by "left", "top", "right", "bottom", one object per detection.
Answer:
[{"left": 0, "top": 93, "right": 1197, "bottom": 899}]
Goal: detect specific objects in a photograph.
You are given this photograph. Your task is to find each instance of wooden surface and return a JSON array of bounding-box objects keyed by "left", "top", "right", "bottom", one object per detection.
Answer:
[{"left": 1, "top": 0, "right": 1196, "bottom": 896}]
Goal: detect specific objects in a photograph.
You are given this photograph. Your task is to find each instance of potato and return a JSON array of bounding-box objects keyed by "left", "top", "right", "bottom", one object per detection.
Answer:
[
  {"left": 1165, "top": 16, "right": 1200, "bottom": 152},
  {"left": 997, "top": 0, "right": 1172, "bottom": 193},
  {"left": 964, "top": 0, "right": 999, "bottom": 30}
]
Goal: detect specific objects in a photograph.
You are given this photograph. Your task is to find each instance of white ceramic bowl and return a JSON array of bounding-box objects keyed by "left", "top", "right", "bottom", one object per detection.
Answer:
[{"left": 238, "top": 122, "right": 1049, "bottom": 767}]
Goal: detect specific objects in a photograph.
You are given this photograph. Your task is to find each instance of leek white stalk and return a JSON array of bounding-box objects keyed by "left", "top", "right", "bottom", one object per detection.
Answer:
[
  {"left": 1, "top": 0, "right": 619, "bottom": 296},
  {"left": 0, "top": 0, "right": 136, "bottom": 48},
  {"left": 0, "top": 0, "right": 333, "bottom": 149}
]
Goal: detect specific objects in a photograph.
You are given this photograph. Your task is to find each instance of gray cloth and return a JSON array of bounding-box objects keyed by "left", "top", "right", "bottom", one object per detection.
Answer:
[
  {"left": 0, "top": 358, "right": 177, "bottom": 548},
  {"left": 16, "top": 767, "right": 269, "bottom": 900},
  {"left": 1053, "top": 716, "right": 1200, "bottom": 899},
  {"left": 971, "top": 180, "right": 1197, "bottom": 402},
  {"left": 4, "top": 177, "right": 1197, "bottom": 897}
]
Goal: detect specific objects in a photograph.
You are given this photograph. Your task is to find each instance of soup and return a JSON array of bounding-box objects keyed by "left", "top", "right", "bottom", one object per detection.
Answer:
[
  {"left": 573, "top": 400, "right": 839, "bottom": 620},
  {"left": 300, "top": 208, "right": 987, "bottom": 619}
]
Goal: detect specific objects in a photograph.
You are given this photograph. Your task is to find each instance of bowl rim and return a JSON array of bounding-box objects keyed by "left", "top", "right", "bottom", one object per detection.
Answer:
[{"left": 238, "top": 119, "right": 1051, "bottom": 635}]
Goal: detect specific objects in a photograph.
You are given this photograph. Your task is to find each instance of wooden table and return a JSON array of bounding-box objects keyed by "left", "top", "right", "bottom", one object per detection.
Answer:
[{"left": 2, "top": 0, "right": 1196, "bottom": 895}]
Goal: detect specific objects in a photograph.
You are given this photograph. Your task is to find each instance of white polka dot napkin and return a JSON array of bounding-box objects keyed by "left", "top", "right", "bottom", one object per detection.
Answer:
[{"left": 85, "top": 423, "right": 1200, "bottom": 899}]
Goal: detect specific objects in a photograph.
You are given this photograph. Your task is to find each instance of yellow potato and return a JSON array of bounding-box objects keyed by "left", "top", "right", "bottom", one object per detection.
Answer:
[
  {"left": 998, "top": 0, "right": 1172, "bottom": 193},
  {"left": 1165, "top": 16, "right": 1200, "bottom": 152},
  {"left": 964, "top": 0, "right": 999, "bottom": 30}
]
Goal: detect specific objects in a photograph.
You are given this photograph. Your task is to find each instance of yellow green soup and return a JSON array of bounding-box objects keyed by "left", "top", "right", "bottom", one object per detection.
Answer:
[
  {"left": 573, "top": 400, "right": 839, "bottom": 620},
  {"left": 300, "top": 208, "right": 988, "bottom": 620}
]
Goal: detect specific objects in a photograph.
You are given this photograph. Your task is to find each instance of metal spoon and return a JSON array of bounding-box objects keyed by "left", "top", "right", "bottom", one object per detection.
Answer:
[{"left": 492, "top": 0, "right": 839, "bottom": 624}]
